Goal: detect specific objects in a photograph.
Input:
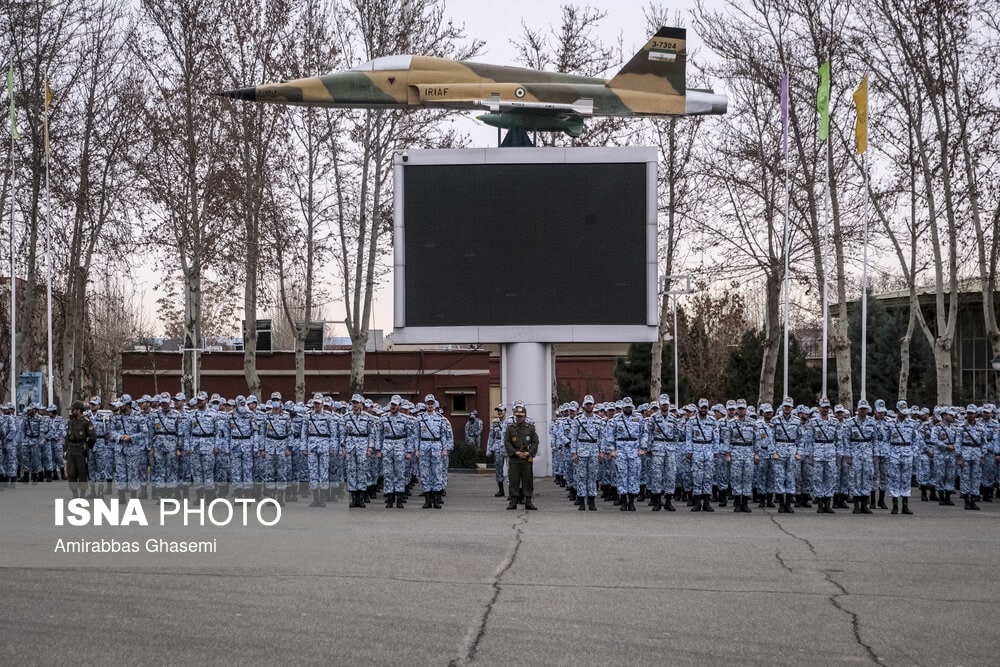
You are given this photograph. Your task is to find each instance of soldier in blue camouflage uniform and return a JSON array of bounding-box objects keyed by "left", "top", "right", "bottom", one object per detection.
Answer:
[
  {"left": 111, "top": 396, "right": 149, "bottom": 502},
  {"left": 957, "top": 405, "right": 986, "bottom": 510},
  {"left": 558, "top": 403, "right": 577, "bottom": 502},
  {"left": 184, "top": 392, "right": 221, "bottom": 501},
  {"left": 979, "top": 405, "right": 997, "bottom": 502},
  {"left": 570, "top": 395, "right": 602, "bottom": 511},
  {"left": 46, "top": 405, "right": 66, "bottom": 481},
  {"left": 712, "top": 403, "right": 731, "bottom": 506},
  {"left": 833, "top": 405, "right": 853, "bottom": 508},
  {"left": 755, "top": 404, "right": 775, "bottom": 508},
  {"left": 134, "top": 396, "right": 155, "bottom": 498},
  {"left": 933, "top": 408, "right": 959, "bottom": 506},
  {"left": 212, "top": 398, "right": 233, "bottom": 498},
  {"left": 914, "top": 406, "right": 934, "bottom": 501},
  {"left": 377, "top": 395, "right": 413, "bottom": 508},
  {"left": 885, "top": 405, "right": 916, "bottom": 514},
  {"left": 600, "top": 403, "right": 619, "bottom": 504},
  {"left": 260, "top": 395, "right": 294, "bottom": 506},
  {"left": 724, "top": 399, "right": 756, "bottom": 513},
  {"left": 1, "top": 403, "right": 16, "bottom": 488},
  {"left": 645, "top": 394, "right": 678, "bottom": 512},
  {"left": 844, "top": 399, "right": 878, "bottom": 514},
  {"left": 86, "top": 398, "right": 113, "bottom": 497},
  {"left": 487, "top": 405, "right": 507, "bottom": 497},
  {"left": 771, "top": 397, "right": 802, "bottom": 514},
  {"left": 794, "top": 406, "right": 814, "bottom": 508},
  {"left": 685, "top": 398, "right": 718, "bottom": 512},
  {"left": 149, "top": 395, "right": 182, "bottom": 501},
  {"left": 227, "top": 396, "right": 257, "bottom": 498},
  {"left": 343, "top": 394, "right": 375, "bottom": 508},
  {"left": 417, "top": 394, "right": 452, "bottom": 508},
  {"left": 870, "top": 400, "right": 891, "bottom": 510},
  {"left": 809, "top": 398, "right": 839, "bottom": 513},
  {"left": 302, "top": 395, "right": 335, "bottom": 507},
  {"left": 607, "top": 397, "right": 644, "bottom": 512}
]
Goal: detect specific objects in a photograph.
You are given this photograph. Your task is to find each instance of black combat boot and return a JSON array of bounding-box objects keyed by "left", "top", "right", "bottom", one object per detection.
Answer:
[
  {"left": 825, "top": 497, "right": 836, "bottom": 514},
  {"left": 310, "top": 490, "right": 324, "bottom": 508},
  {"left": 568, "top": 488, "right": 577, "bottom": 502},
  {"left": 785, "top": 493, "right": 795, "bottom": 513},
  {"left": 741, "top": 496, "right": 751, "bottom": 513},
  {"left": 664, "top": 494, "right": 676, "bottom": 512},
  {"left": 349, "top": 491, "right": 359, "bottom": 508},
  {"left": 138, "top": 486, "right": 148, "bottom": 500},
  {"left": 495, "top": 482, "right": 505, "bottom": 497},
  {"left": 620, "top": 494, "right": 628, "bottom": 511},
  {"left": 718, "top": 491, "right": 727, "bottom": 508},
  {"left": 860, "top": 496, "right": 872, "bottom": 514},
  {"left": 971, "top": 496, "right": 981, "bottom": 510},
  {"left": 118, "top": 490, "right": 127, "bottom": 504},
  {"left": 817, "top": 497, "right": 825, "bottom": 513},
  {"left": 766, "top": 494, "right": 775, "bottom": 508},
  {"left": 423, "top": 492, "right": 434, "bottom": 509},
  {"left": 920, "top": 485, "right": 928, "bottom": 501},
  {"left": 276, "top": 490, "right": 286, "bottom": 507},
  {"left": 691, "top": 494, "right": 702, "bottom": 512},
  {"left": 576, "top": 495, "right": 585, "bottom": 510},
  {"left": 506, "top": 495, "right": 517, "bottom": 510},
  {"left": 852, "top": 496, "right": 861, "bottom": 514},
  {"left": 627, "top": 494, "right": 636, "bottom": 512},
  {"left": 902, "top": 497, "right": 912, "bottom": 514},
  {"left": 524, "top": 496, "right": 537, "bottom": 510},
  {"left": 963, "top": 494, "right": 972, "bottom": 510},
  {"left": 877, "top": 490, "right": 888, "bottom": 510},
  {"left": 891, "top": 497, "right": 899, "bottom": 514},
  {"left": 357, "top": 490, "right": 366, "bottom": 508},
  {"left": 758, "top": 493, "right": 767, "bottom": 509},
  {"left": 651, "top": 493, "right": 662, "bottom": 511},
  {"left": 395, "top": 493, "right": 405, "bottom": 508},
  {"left": 637, "top": 486, "right": 647, "bottom": 502},
  {"left": 944, "top": 490, "right": 955, "bottom": 506},
  {"left": 432, "top": 491, "right": 442, "bottom": 509},
  {"left": 587, "top": 496, "right": 597, "bottom": 511},
  {"left": 702, "top": 495, "right": 714, "bottom": 512},
  {"left": 777, "top": 496, "right": 787, "bottom": 513},
  {"left": 929, "top": 487, "right": 938, "bottom": 501},
  {"left": 380, "top": 492, "right": 391, "bottom": 508}
]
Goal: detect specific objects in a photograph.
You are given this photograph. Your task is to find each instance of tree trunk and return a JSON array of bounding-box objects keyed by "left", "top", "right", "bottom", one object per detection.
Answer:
[
  {"left": 758, "top": 270, "right": 782, "bottom": 405},
  {"left": 349, "top": 331, "right": 369, "bottom": 395}
]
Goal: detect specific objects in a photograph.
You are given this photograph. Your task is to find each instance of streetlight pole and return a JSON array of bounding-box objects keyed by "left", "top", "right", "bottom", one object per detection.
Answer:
[
  {"left": 664, "top": 275, "right": 691, "bottom": 406},
  {"left": 991, "top": 355, "right": 1000, "bottom": 403}
]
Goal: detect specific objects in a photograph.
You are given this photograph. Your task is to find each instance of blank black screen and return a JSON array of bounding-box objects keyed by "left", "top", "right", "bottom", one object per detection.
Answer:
[{"left": 402, "top": 162, "right": 648, "bottom": 327}]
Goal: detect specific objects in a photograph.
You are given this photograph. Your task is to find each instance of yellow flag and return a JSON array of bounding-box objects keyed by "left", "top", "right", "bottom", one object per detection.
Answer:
[
  {"left": 45, "top": 81, "right": 52, "bottom": 109},
  {"left": 853, "top": 75, "right": 868, "bottom": 155}
]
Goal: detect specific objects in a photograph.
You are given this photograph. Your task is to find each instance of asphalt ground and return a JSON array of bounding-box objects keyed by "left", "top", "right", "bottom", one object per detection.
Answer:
[{"left": 1, "top": 475, "right": 998, "bottom": 666}]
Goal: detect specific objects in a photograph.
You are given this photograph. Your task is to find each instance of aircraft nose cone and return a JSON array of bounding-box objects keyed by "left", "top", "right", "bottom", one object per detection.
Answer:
[{"left": 217, "top": 87, "right": 257, "bottom": 101}]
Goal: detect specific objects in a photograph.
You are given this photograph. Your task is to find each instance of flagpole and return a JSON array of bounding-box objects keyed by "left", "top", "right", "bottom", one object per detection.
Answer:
[
  {"left": 781, "top": 74, "right": 790, "bottom": 401},
  {"left": 8, "top": 124, "right": 15, "bottom": 406},
  {"left": 861, "top": 150, "right": 869, "bottom": 402},
  {"left": 821, "top": 136, "right": 830, "bottom": 399},
  {"left": 44, "top": 77, "right": 53, "bottom": 406}
]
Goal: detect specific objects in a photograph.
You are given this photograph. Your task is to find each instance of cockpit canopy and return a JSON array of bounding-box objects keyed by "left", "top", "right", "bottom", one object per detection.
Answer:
[{"left": 348, "top": 55, "right": 414, "bottom": 72}]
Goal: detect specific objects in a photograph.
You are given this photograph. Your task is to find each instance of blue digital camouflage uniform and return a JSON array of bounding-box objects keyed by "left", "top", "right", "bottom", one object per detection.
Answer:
[
  {"left": 343, "top": 409, "right": 375, "bottom": 492},
  {"left": 933, "top": 418, "right": 959, "bottom": 494},
  {"left": 795, "top": 409, "right": 814, "bottom": 502},
  {"left": 328, "top": 410, "right": 346, "bottom": 493},
  {"left": 725, "top": 414, "right": 757, "bottom": 499},
  {"left": 645, "top": 407, "right": 679, "bottom": 499},
  {"left": 914, "top": 414, "right": 933, "bottom": 490},
  {"left": 770, "top": 409, "right": 802, "bottom": 499},
  {"left": 835, "top": 410, "right": 853, "bottom": 501},
  {"left": 1, "top": 410, "right": 15, "bottom": 480},
  {"left": 87, "top": 407, "right": 114, "bottom": 489},
  {"left": 289, "top": 406, "right": 309, "bottom": 491},
  {"left": 872, "top": 410, "right": 891, "bottom": 497},
  {"left": 228, "top": 400, "right": 258, "bottom": 493},
  {"left": 377, "top": 408, "right": 414, "bottom": 496},
  {"left": 571, "top": 411, "right": 603, "bottom": 499},
  {"left": 754, "top": 412, "right": 775, "bottom": 501},
  {"left": 886, "top": 412, "right": 916, "bottom": 499},
  {"left": 149, "top": 406, "right": 182, "bottom": 495},
  {"left": 980, "top": 412, "right": 998, "bottom": 496},
  {"left": 609, "top": 405, "right": 645, "bottom": 497},
  {"left": 685, "top": 411, "right": 717, "bottom": 498},
  {"left": 112, "top": 406, "right": 149, "bottom": 494},
  {"left": 261, "top": 407, "right": 295, "bottom": 494},
  {"left": 184, "top": 408, "right": 220, "bottom": 493},
  {"left": 303, "top": 408, "right": 336, "bottom": 493},
  {"left": 366, "top": 409, "right": 383, "bottom": 492},
  {"left": 47, "top": 411, "right": 66, "bottom": 477},
  {"left": 957, "top": 412, "right": 986, "bottom": 501},
  {"left": 19, "top": 408, "right": 47, "bottom": 477},
  {"left": 487, "top": 414, "right": 507, "bottom": 484},
  {"left": 844, "top": 413, "right": 878, "bottom": 499},
  {"left": 713, "top": 408, "right": 731, "bottom": 497},
  {"left": 810, "top": 412, "right": 840, "bottom": 500},
  {"left": 675, "top": 412, "right": 693, "bottom": 497},
  {"left": 213, "top": 406, "right": 232, "bottom": 490},
  {"left": 417, "top": 410, "right": 452, "bottom": 493}
]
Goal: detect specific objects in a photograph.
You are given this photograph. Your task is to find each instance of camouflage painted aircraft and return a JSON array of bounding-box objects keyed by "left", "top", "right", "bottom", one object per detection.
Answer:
[{"left": 220, "top": 27, "right": 726, "bottom": 137}]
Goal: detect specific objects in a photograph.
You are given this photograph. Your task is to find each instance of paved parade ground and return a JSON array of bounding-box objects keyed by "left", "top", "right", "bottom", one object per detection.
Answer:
[{"left": 2, "top": 473, "right": 998, "bottom": 666}]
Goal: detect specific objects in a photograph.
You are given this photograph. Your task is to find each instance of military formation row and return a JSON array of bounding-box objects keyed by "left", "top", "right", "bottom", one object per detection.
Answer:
[
  {"left": 488, "top": 394, "right": 1000, "bottom": 514},
  {"left": 1, "top": 391, "right": 470, "bottom": 510}
]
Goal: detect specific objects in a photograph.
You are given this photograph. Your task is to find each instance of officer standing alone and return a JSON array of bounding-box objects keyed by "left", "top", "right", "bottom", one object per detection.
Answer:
[
  {"left": 505, "top": 405, "right": 539, "bottom": 510},
  {"left": 64, "top": 401, "right": 96, "bottom": 498}
]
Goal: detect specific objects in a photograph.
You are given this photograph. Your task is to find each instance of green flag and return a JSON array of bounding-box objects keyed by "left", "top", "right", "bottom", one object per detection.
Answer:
[
  {"left": 7, "top": 63, "right": 18, "bottom": 140},
  {"left": 817, "top": 60, "right": 830, "bottom": 141}
]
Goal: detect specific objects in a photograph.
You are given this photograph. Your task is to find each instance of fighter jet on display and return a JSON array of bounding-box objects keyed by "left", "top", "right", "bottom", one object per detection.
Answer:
[{"left": 220, "top": 26, "right": 727, "bottom": 137}]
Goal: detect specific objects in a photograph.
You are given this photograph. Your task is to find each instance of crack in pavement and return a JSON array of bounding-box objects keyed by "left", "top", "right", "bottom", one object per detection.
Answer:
[
  {"left": 449, "top": 513, "right": 527, "bottom": 666},
  {"left": 768, "top": 514, "right": 880, "bottom": 664},
  {"left": 774, "top": 549, "right": 795, "bottom": 574}
]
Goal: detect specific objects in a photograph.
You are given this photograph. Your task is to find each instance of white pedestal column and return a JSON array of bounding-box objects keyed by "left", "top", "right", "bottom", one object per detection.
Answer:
[{"left": 500, "top": 342, "right": 553, "bottom": 477}]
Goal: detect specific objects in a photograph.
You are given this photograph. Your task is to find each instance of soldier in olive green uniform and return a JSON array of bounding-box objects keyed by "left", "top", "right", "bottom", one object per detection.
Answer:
[
  {"left": 64, "top": 401, "right": 97, "bottom": 498},
  {"left": 504, "top": 405, "right": 539, "bottom": 510}
]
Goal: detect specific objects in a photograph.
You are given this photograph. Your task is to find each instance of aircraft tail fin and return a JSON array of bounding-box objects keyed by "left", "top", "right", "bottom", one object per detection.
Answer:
[{"left": 607, "top": 26, "right": 686, "bottom": 97}]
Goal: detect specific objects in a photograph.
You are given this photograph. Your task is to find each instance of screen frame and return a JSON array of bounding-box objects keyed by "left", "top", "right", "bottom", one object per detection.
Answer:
[{"left": 392, "top": 147, "right": 659, "bottom": 344}]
